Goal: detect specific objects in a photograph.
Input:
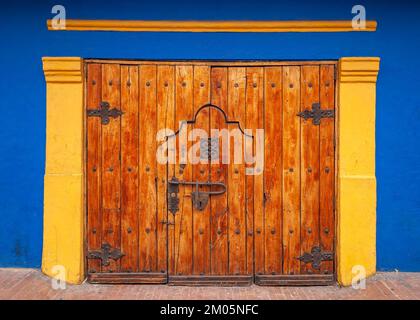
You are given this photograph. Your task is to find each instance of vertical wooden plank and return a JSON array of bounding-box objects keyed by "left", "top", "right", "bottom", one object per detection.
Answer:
[
  {"left": 173, "top": 65, "right": 194, "bottom": 275},
  {"left": 246, "top": 67, "right": 264, "bottom": 276},
  {"left": 101, "top": 63, "right": 121, "bottom": 272},
  {"left": 120, "top": 65, "right": 139, "bottom": 273},
  {"left": 227, "top": 67, "right": 246, "bottom": 275},
  {"left": 300, "top": 65, "right": 320, "bottom": 274},
  {"left": 157, "top": 65, "right": 175, "bottom": 274},
  {"left": 319, "top": 65, "right": 335, "bottom": 274},
  {"left": 210, "top": 67, "right": 228, "bottom": 275},
  {"left": 282, "top": 66, "right": 301, "bottom": 275},
  {"left": 263, "top": 67, "right": 283, "bottom": 274},
  {"left": 86, "top": 63, "right": 102, "bottom": 274},
  {"left": 192, "top": 66, "right": 211, "bottom": 275},
  {"left": 138, "top": 65, "right": 158, "bottom": 272}
]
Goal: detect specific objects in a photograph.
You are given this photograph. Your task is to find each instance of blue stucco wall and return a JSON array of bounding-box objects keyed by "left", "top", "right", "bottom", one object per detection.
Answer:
[{"left": 0, "top": 0, "right": 419, "bottom": 271}]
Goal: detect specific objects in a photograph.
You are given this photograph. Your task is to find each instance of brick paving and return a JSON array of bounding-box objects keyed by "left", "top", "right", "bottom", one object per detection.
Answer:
[{"left": 0, "top": 268, "right": 419, "bottom": 300}]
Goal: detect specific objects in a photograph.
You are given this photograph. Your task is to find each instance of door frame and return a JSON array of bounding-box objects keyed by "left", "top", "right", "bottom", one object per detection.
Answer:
[{"left": 41, "top": 57, "right": 379, "bottom": 286}]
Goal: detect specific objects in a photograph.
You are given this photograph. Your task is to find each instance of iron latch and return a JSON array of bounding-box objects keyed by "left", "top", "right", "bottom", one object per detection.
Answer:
[{"left": 167, "top": 176, "right": 227, "bottom": 213}]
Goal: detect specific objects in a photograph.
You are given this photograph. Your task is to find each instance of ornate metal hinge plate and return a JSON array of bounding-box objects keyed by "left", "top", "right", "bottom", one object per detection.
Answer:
[
  {"left": 297, "top": 102, "right": 334, "bottom": 125},
  {"left": 297, "top": 246, "right": 333, "bottom": 269},
  {"left": 200, "top": 137, "right": 219, "bottom": 160},
  {"left": 87, "top": 101, "right": 123, "bottom": 125},
  {"left": 87, "top": 243, "right": 124, "bottom": 266}
]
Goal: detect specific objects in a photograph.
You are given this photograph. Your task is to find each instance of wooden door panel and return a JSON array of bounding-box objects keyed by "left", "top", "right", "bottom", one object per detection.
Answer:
[
  {"left": 86, "top": 63, "right": 102, "bottom": 275},
  {"left": 300, "top": 66, "right": 321, "bottom": 275},
  {"left": 101, "top": 64, "right": 121, "bottom": 273},
  {"left": 209, "top": 67, "right": 229, "bottom": 275},
  {"left": 192, "top": 65, "right": 211, "bottom": 275},
  {"left": 282, "top": 66, "right": 302, "bottom": 275},
  {"left": 120, "top": 65, "right": 139, "bottom": 273},
  {"left": 227, "top": 67, "right": 247, "bottom": 275},
  {"left": 138, "top": 65, "right": 158, "bottom": 273},
  {"left": 172, "top": 65, "right": 194, "bottom": 276},
  {"left": 263, "top": 67, "right": 283, "bottom": 275},
  {"left": 85, "top": 61, "right": 336, "bottom": 285},
  {"left": 319, "top": 65, "right": 335, "bottom": 275}
]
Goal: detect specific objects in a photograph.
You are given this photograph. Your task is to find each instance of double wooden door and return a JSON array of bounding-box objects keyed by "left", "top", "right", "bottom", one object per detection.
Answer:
[{"left": 86, "top": 61, "right": 336, "bottom": 285}]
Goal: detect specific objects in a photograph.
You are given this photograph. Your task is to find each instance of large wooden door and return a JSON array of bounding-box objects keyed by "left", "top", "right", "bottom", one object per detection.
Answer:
[{"left": 85, "top": 61, "right": 336, "bottom": 285}]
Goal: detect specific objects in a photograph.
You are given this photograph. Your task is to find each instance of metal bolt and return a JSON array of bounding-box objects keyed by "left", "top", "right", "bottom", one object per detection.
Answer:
[
  {"left": 289, "top": 168, "right": 294, "bottom": 172},
  {"left": 146, "top": 166, "right": 150, "bottom": 172},
  {"left": 289, "top": 229, "right": 294, "bottom": 234},
  {"left": 235, "top": 229, "right": 240, "bottom": 235},
  {"left": 145, "top": 228, "right": 150, "bottom": 234},
  {"left": 109, "top": 80, "right": 113, "bottom": 86},
  {"left": 307, "top": 167, "right": 312, "bottom": 173},
  {"left": 164, "top": 82, "right": 169, "bottom": 87},
  {"left": 308, "top": 82, "right": 313, "bottom": 88},
  {"left": 199, "top": 228, "right": 204, "bottom": 235},
  {"left": 217, "top": 82, "right": 222, "bottom": 88},
  {"left": 92, "top": 228, "right": 96, "bottom": 234},
  {"left": 271, "top": 83, "right": 276, "bottom": 88},
  {"left": 325, "top": 167, "right": 330, "bottom": 173},
  {"left": 92, "top": 80, "right": 96, "bottom": 85},
  {"left": 234, "top": 83, "right": 239, "bottom": 88},
  {"left": 308, "top": 228, "right": 312, "bottom": 234},
  {"left": 234, "top": 168, "right": 239, "bottom": 174},
  {"left": 217, "top": 229, "right": 222, "bottom": 235},
  {"left": 108, "top": 167, "right": 113, "bottom": 172},
  {"left": 146, "top": 81, "right": 151, "bottom": 87},
  {"left": 92, "top": 166, "right": 97, "bottom": 172},
  {"left": 127, "top": 227, "right": 132, "bottom": 233},
  {"left": 289, "top": 84, "right": 294, "bottom": 89},
  {"left": 127, "top": 81, "right": 131, "bottom": 87},
  {"left": 200, "top": 82, "right": 205, "bottom": 87},
  {"left": 271, "top": 228, "right": 276, "bottom": 235},
  {"left": 325, "top": 82, "right": 330, "bottom": 87},
  {"left": 256, "top": 228, "right": 261, "bottom": 234},
  {"left": 253, "top": 83, "right": 257, "bottom": 88},
  {"left": 182, "top": 82, "right": 187, "bottom": 87},
  {"left": 248, "top": 231, "right": 253, "bottom": 236},
  {"left": 127, "top": 167, "right": 132, "bottom": 172},
  {"left": 324, "top": 227, "right": 329, "bottom": 234}
]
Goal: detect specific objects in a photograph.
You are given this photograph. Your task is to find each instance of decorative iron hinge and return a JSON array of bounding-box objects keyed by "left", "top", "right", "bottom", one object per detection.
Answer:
[
  {"left": 297, "top": 102, "right": 334, "bottom": 125},
  {"left": 297, "top": 246, "right": 333, "bottom": 269},
  {"left": 87, "top": 243, "right": 124, "bottom": 266},
  {"left": 87, "top": 101, "right": 123, "bottom": 125}
]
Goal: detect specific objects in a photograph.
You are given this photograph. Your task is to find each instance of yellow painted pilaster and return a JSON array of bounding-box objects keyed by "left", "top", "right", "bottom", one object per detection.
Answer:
[
  {"left": 42, "top": 57, "right": 85, "bottom": 284},
  {"left": 337, "top": 57, "right": 380, "bottom": 286}
]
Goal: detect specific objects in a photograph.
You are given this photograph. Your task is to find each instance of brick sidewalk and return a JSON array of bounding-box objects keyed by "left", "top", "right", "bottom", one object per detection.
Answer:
[{"left": 0, "top": 269, "right": 419, "bottom": 300}]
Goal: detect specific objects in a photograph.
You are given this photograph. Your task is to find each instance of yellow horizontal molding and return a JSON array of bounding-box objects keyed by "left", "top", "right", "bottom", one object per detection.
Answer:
[
  {"left": 42, "top": 57, "right": 83, "bottom": 83},
  {"left": 47, "top": 19, "right": 377, "bottom": 32}
]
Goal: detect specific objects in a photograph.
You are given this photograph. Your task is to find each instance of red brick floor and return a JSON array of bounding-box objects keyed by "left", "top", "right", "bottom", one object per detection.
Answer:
[{"left": 0, "top": 268, "right": 419, "bottom": 300}]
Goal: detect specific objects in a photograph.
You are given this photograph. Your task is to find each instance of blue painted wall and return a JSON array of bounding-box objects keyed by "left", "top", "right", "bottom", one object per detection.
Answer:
[{"left": 0, "top": 0, "right": 419, "bottom": 271}]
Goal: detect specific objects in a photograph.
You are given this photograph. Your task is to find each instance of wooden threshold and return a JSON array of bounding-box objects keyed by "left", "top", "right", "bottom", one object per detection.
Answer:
[
  {"left": 168, "top": 275, "right": 253, "bottom": 286},
  {"left": 255, "top": 274, "right": 335, "bottom": 286},
  {"left": 87, "top": 272, "right": 167, "bottom": 284}
]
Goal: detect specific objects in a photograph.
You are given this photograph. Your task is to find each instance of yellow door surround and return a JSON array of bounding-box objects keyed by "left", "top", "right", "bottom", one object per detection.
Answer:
[{"left": 42, "top": 57, "right": 380, "bottom": 285}]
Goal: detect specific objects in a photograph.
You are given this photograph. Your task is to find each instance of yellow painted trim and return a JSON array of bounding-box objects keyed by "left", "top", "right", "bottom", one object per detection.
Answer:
[
  {"left": 337, "top": 57, "right": 380, "bottom": 286},
  {"left": 46, "top": 19, "right": 377, "bottom": 32},
  {"left": 42, "top": 57, "right": 85, "bottom": 284}
]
